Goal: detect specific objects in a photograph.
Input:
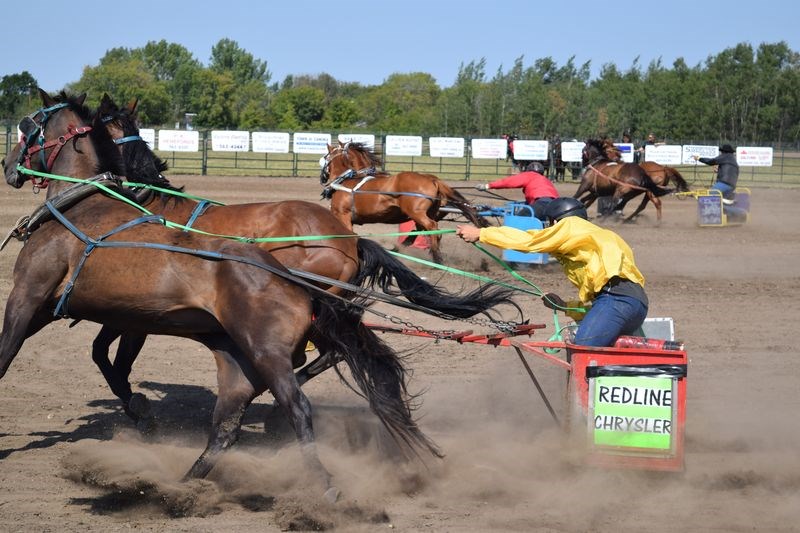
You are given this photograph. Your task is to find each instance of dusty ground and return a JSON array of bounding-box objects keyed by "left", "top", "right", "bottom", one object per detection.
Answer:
[{"left": 0, "top": 175, "right": 798, "bottom": 532}]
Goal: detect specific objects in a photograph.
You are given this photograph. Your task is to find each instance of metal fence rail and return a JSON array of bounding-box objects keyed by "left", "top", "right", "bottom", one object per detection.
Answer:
[{"left": 3, "top": 127, "right": 799, "bottom": 186}]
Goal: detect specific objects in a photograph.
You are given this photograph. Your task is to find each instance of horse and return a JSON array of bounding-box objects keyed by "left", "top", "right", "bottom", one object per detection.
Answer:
[
  {"left": 320, "top": 141, "right": 489, "bottom": 264},
  {"left": 87, "top": 95, "right": 517, "bottom": 432},
  {"left": 1, "top": 89, "right": 440, "bottom": 498},
  {"left": 600, "top": 139, "right": 690, "bottom": 219},
  {"left": 574, "top": 138, "right": 673, "bottom": 223},
  {"left": 602, "top": 138, "right": 690, "bottom": 193}
]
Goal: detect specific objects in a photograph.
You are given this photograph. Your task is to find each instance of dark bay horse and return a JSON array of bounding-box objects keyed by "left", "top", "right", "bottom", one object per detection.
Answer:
[
  {"left": 320, "top": 141, "right": 488, "bottom": 264},
  {"left": 94, "top": 95, "right": 516, "bottom": 430},
  {"left": 574, "top": 138, "right": 673, "bottom": 223},
  {"left": 1, "top": 90, "right": 440, "bottom": 497}
]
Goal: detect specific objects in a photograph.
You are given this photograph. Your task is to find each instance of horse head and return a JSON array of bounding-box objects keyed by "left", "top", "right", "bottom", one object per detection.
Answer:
[
  {"left": 319, "top": 141, "right": 379, "bottom": 185},
  {"left": 4, "top": 89, "right": 122, "bottom": 195},
  {"left": 581, "top": 138, "right": 607, "bottom": 167},
  {"left": 97, "top": 94, "right": 174, "bottom": 191},
  {"left": 602, "top": 139, "right": 623, "bottom": 162}
]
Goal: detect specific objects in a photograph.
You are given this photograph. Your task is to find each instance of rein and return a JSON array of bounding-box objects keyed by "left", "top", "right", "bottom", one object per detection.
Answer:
[{"left": 586, "top": 162, "right": 650, "bottom": 193}]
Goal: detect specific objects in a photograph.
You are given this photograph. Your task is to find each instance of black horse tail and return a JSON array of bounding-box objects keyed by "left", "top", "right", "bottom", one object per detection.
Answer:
[
  {"left": 439, "top": 181, "right": 490, "bottom": 228},
  {"left": 312, "top": 295, "right": 442, "bottom": 459},
  {"left": 355, "top": 238, "right": 517, "bottom": 319}
]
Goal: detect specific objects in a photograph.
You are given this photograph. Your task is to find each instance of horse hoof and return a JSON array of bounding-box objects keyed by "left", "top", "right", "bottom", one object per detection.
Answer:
[
  {"left": 128, "top": 393, "right": 156, "bottom": 434},
  {"left": 323, "top": 486, "right": 341, "bottom": 504}
]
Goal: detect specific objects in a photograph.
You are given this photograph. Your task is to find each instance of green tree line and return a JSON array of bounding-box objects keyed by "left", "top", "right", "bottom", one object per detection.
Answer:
[{"left": 2, "top": 39, "right": 799, "bottom": 145}]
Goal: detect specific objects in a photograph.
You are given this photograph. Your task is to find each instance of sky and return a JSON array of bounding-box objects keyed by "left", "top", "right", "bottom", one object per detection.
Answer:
[{"left": 3, "top": 0, "right": 799, "bottom": 91}]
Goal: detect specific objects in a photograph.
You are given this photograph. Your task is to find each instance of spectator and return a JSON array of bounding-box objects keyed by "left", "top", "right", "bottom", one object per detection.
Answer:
[
  {"left": 475, "top": 162, "right": 559, "bottom": 221},
  {"left": 636, "top": 132, "right": 660, "bottom": 162},
  {"left": 456, "top": 197, "right": 649, "bottom": 347},
  {"left": 694, "top": 144, "right": 739, "bottom": 205}
]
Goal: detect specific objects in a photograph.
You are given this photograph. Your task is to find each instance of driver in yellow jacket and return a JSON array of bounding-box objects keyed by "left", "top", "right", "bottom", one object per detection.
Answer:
[{"left": 456, "top": 197, "right": 648, "bottom": 346}]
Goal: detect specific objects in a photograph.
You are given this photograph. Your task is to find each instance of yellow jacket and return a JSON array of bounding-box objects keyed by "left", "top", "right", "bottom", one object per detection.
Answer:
[{"left": 479, "top": 217, "right": 645, "bottom": 304}]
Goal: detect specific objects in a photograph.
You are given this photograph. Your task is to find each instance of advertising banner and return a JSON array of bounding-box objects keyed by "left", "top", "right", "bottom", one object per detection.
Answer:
[
  {"left": 252, "top": 132, "right": 290, "bottom": 153},
  {"left": 337, "top": 133, "right": 375, "bottom": 149},
  {"left": 429, "top": 137, "right": 465, "bottom": 158},
  {"left": 471, "top": 138, "right": 507, "bottom": 159},
  {"left": 385, "top": 135, "right": 423, "bottom": 156},
  {"left": 293, "top": 132, "right": 332, "bottom": 154},
  {"left": 512, "top": 139, "right": 549, "bottom": 160},
  {"left": 211, "top": 130, "right": 249, "bottom": 152},
  {"left": 158, "top": 130, "right": 200, "bottom": 152}
]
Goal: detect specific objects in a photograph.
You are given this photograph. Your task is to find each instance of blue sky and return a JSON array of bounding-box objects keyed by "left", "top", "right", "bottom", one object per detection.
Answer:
[{"left": 3, "top": 0, "right": 798, "bottom": 91}]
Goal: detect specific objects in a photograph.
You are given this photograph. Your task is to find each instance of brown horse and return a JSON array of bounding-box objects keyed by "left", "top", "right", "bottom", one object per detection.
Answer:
[
  {"left": 1, "top": 90, "right": 440, "bottom": 497},
  {"left": 602, "top": 139, "right": 690, "bottom": 192},
  {"left": 600, "top": 139, "right": 690, "bottom": 220},
  {"left": 574, "top": 138, "right": 673, "bottom": 222},
  {"left": 320, "top": 141, "right": 488, "bottom": 263},
  {"left": 55, "top": 94, "right": 517, "bottom": 432}
]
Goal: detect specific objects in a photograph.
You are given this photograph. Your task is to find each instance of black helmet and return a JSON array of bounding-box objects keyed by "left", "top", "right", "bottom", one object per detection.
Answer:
[
  {"left": 545, "top": 197, "right": 588, "bottom": 223},
  {"left": 525, "top": 161, "right": 546, "bottom": 174}
]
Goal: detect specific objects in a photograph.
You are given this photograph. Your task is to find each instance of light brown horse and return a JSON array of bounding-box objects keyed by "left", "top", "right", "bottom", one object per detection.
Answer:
[
  {"left": 574, "top": 138, "right": 673, "bottom": 222},
  {"left": 1, "top": 90, "right": 440, "bottom": 498},
  {"left": 320, "top": 141, "right": 488, "bottom": 263},
  {"left": 74, "top": 95, "right": 518, "bottom": 432}
]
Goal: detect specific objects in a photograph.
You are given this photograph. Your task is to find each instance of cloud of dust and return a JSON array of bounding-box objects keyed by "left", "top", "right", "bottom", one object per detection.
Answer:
[{"left": 61, "top": 356, "right": 800, "bottom": 529}]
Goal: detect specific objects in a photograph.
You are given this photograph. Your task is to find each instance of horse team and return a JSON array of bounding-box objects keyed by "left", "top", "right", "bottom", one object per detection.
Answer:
[{"left": 0, "top": 89, "right": 687, "bottom": 501}]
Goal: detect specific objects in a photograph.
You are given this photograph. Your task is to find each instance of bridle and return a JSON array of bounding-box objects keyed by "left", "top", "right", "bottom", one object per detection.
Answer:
[
  {"left": 319, "top": 142, "right": 376, "bottom": 184},
  {"left": 15, "top": 102, "right": 93, "bottom": 189},
  {"left": 100, "top": 111, "right": 143, "bottom": 146}
]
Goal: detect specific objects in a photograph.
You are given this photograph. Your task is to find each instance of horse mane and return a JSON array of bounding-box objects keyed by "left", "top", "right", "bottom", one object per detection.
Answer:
[
  {"left": 51, "top": 91, "right": 126, "bottom": 177},
  {"left": 98, "top": 97, "right": 185, "bottom": 205},
  {"left": 346, "top": 142, "right": 383, "bottom": 170}
]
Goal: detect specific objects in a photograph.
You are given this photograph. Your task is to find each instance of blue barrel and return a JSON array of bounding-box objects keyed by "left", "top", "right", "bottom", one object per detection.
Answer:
[{"left": 501, "top": 203, "right": 549, "bottom": 264}]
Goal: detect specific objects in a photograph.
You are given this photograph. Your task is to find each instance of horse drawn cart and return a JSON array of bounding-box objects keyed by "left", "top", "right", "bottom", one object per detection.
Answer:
[{"left": 367, "top": 319, "right": 688, "bottom": 472}]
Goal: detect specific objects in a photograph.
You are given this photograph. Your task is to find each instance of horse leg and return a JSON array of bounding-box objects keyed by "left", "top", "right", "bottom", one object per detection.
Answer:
[
  {"left": 115, "top": 332, "right": 155, "bottom": 432},
  {"left": 329, "top": 196, "right": 354, "bottom": 231},
  {"left": 0, "top": 286, "right": 55, "bottom": 381},
  {"left": 624, "top": 192, "right": 661, "bottom": 224},
  {"left": 408, "top": 214, "right": 442, "bottom": 263},
  {"left": 624, "top": 194, "right": 651, "bottom": 223},
  {"left": 91, "top": 327, "right": 154, "bottom": 431},
  {"left": 184, "top": 336, "right": 260, "bottom": 480}
]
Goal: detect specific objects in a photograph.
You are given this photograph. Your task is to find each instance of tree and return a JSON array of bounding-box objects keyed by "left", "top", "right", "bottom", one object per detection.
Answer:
[
  {"left": 361, "top": 73, "right": 440, "bottom": 132},
  {"left": 209, "top": 38, "right": 270, "bottom": 86},
  {"left": 0, "top": 71, "right": 38, "bottom": 121},
  {"left": 268, "top": 86, "right": 325, "bottom": 130}
]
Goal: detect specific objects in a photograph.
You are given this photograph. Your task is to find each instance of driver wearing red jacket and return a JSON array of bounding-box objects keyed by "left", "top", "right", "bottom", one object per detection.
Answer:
[{"left": 476, "top": 162, "right": 558, "bottom": 221}]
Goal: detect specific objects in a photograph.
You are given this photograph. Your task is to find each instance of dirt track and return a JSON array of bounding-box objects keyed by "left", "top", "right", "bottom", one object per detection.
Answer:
[{"left": 0, "top": 176, "right": 798, "bottom": 532}]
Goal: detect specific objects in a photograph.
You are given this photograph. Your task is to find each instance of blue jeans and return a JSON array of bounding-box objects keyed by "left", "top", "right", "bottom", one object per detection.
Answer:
[
  {"left": 573, "top": 293, "right": 648, "bottom": 347},
  {"left": 711, "top": 181, "right": 735, "bottom": 200}
]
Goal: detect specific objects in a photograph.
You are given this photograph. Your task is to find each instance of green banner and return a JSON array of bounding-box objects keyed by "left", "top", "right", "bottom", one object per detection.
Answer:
[{"left": 591, "top": 376, "right": 674, "bottom": 450}]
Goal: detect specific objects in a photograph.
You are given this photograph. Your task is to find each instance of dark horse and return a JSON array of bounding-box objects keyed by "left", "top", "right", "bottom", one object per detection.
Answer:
[
  {"left": 0, "top": 89, "right": 440, "bottom": 499},
  {"left": 89, "top": 95, "right": 516, "bottom": 432},
  {"left": 574, "top": 138, "right": 673, "bottom": 223},
  {"left": 320, "top": 141, "right": 489, "bottom": 264}
]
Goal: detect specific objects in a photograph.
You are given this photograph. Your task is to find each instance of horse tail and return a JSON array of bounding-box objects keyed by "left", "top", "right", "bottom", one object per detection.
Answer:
[
  {"left": 355, "top": 238, "right": 517, "bottom": 318},
  {"left": 311, "top": 295, "right": 442, "bottom": 459},
  {"left": 641, "top": 169, "right": 674, "bottom": 198},
  {"left": 667, "top": 168, "right": 690, "bottom": 192},
  {"left": 438, "top": 181, "right": 490, "bottom": 228}
]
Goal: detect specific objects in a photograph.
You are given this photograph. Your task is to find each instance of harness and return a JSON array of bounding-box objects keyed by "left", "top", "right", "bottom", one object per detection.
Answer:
[{"left": 16, "top": 103, "right": 93, "bottom": 186}]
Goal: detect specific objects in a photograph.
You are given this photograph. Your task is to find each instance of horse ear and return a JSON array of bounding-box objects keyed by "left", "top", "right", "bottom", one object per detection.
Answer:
[
  {"left": 38, "top": 88, "right": 54, "bottom": 106},
  {"left": 76, "top": 93, "right": 87, "bottom": 106},
  {"left": 126, "top": 97, "right": 138, "bottom": 114}
]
